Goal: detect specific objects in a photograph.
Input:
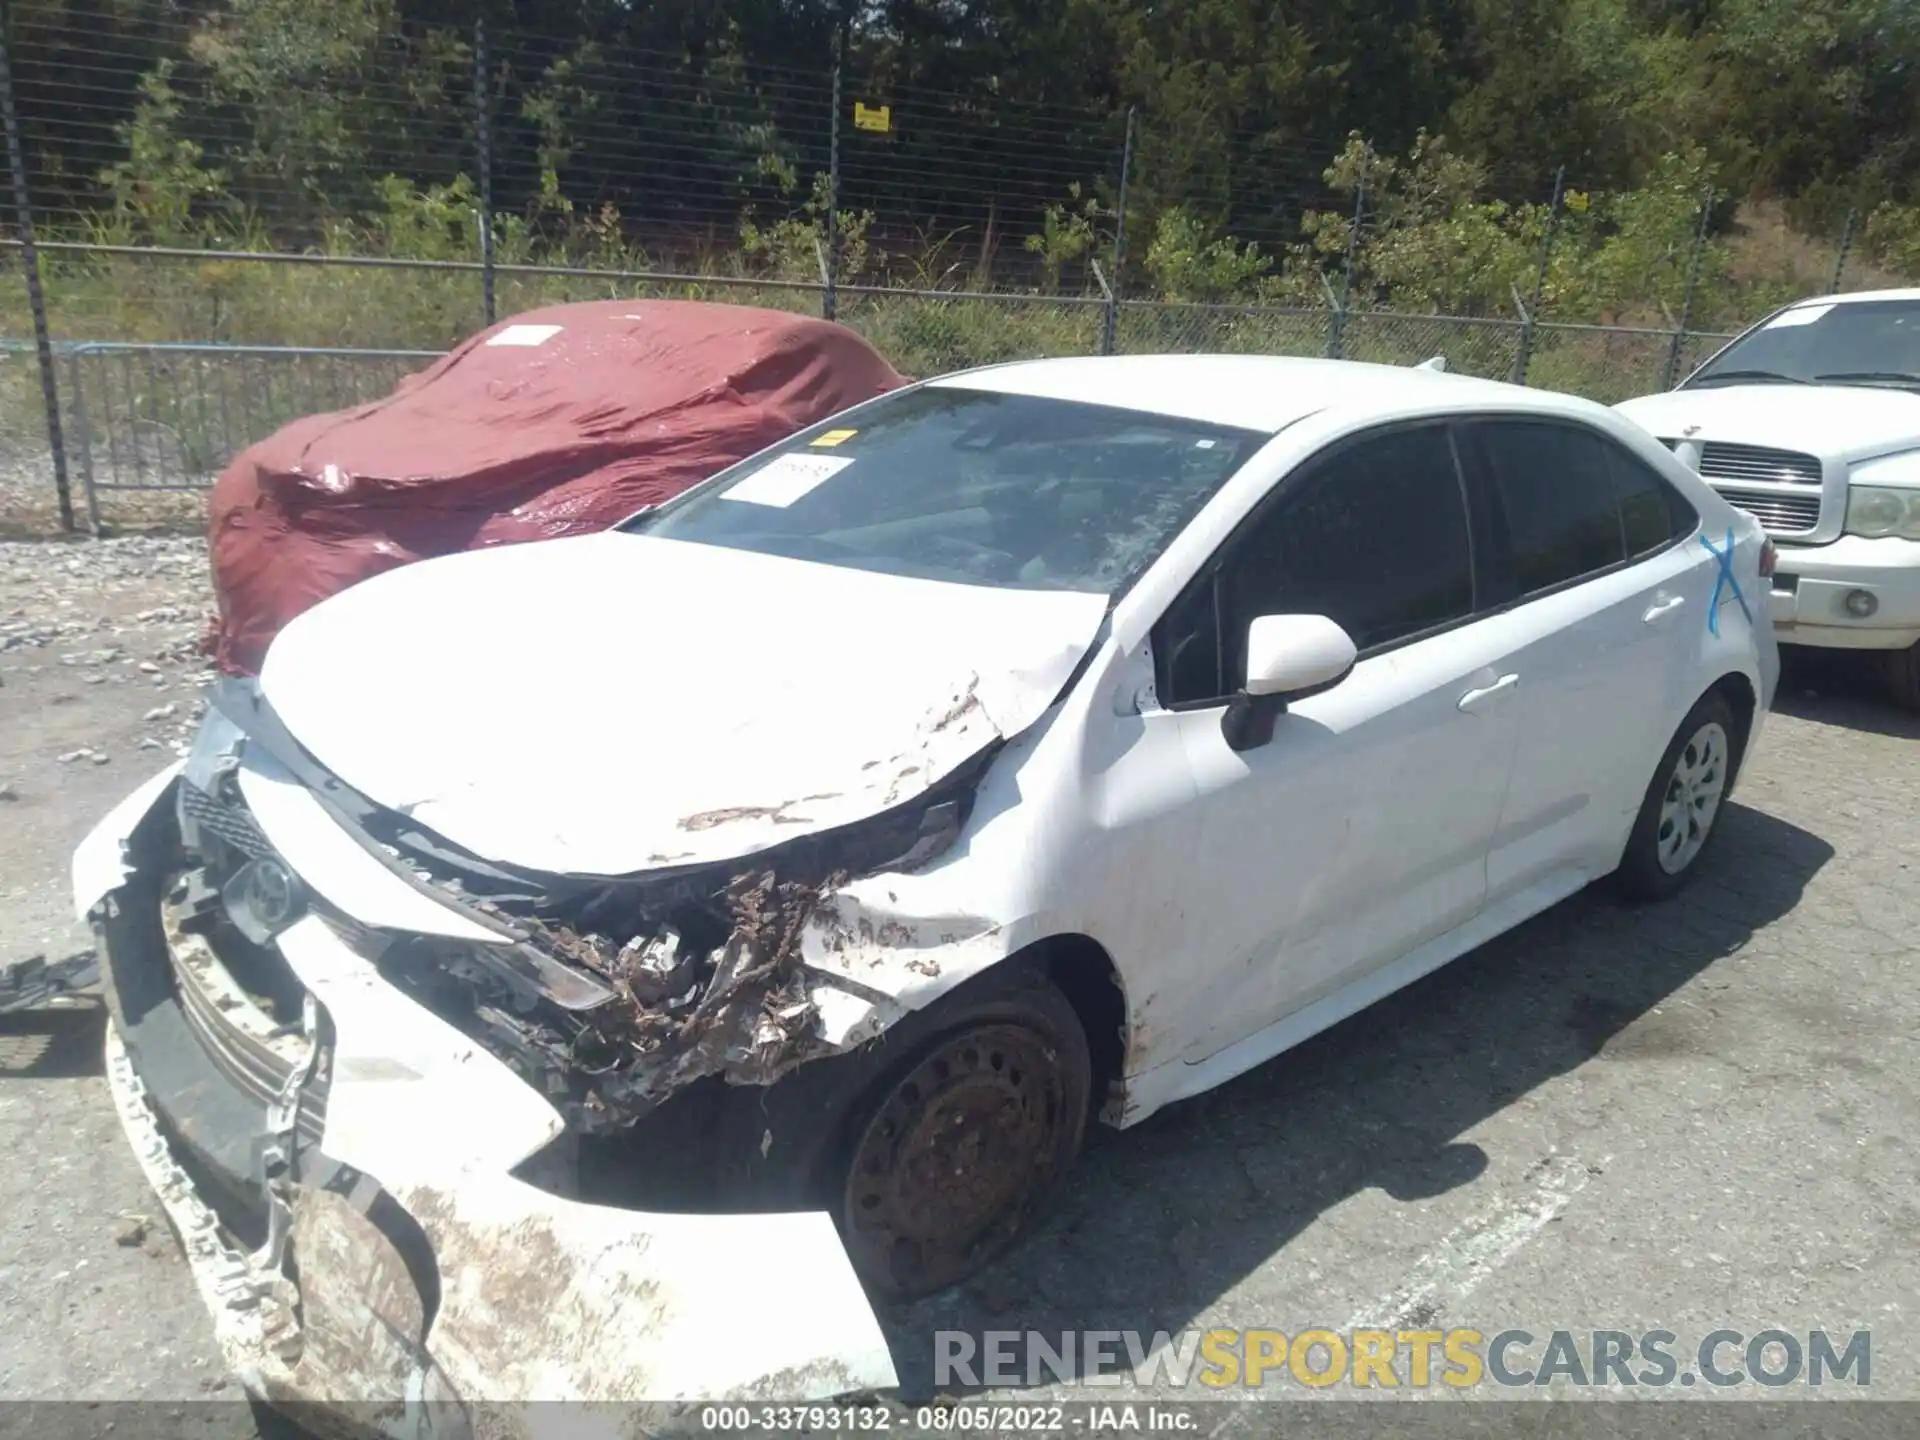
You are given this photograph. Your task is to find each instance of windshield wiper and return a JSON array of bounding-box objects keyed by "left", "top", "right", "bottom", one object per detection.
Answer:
[
  {"left": 1814, "top": 371, "right": 1920, "bottom": 388},
  {"left": 1685, "top": 369, "right": 1809, "bottom": 387}
]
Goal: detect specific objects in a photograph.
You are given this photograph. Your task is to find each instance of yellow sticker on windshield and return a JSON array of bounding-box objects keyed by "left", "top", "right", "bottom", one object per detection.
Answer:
[{"left": 812, "top": 428, "right": 858, "bottom": 447}]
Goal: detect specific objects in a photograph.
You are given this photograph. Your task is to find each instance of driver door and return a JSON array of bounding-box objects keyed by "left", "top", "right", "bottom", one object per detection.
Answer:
[{"left": 1132, "top": 422, "right": 1523, "bottom": 1062}]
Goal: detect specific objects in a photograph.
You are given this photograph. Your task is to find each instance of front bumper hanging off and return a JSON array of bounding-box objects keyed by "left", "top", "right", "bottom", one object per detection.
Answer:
[{"left": 74, "top": 762, "right": 900, "bottom": 1433}]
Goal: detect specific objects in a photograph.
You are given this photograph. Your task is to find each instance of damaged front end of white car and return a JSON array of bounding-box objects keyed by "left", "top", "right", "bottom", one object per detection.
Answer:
[
  {"left": 72, "top": 523, "right": 1119, "bottom": 1437},
  {"left": 75, "top": 728, "right": 919, "bottom": 1437}
]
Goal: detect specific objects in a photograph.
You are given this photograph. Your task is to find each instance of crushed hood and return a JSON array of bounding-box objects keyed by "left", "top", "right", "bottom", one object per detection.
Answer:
[
  {"left": 1616, "top": 384, "right": 1920, "bottom": 464},
  {"left": 258, "top": 532, "right": 1108, "bottom": 876}
]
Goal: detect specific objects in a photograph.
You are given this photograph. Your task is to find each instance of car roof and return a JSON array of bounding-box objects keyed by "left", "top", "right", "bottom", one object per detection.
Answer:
[
  {"left": 1784, "top": 288, "right": 1920, "bottom": 309},
  {"left": 927, "top": 353, "right": 1583, "bottom": 434}
]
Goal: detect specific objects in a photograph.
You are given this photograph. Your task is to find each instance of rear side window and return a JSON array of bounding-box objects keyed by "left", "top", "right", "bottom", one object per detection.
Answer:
[
  {"left": 1607, "top": 446, "right": 1699, "bottom": 555},
  {"left": 1467, "top": 421, "right": 1627, "bottom": 603}
]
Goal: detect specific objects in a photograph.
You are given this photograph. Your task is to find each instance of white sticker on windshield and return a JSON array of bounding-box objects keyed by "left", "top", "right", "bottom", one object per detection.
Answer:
[
  {"left": 722, "top": 453, "right": 853, "bottom": 507},
  {"left": 485, "top": 323, "right": 563, "bottom": 347},
  {"left": 1765, "top": 304, "right": 1834, "bottom": 329}
]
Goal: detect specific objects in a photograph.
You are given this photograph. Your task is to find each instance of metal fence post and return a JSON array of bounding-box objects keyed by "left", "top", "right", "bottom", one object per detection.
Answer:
[
  {"left": 1091, "top": 260, "right": 1115, "bottom": 359},
  {"left": 823, "top": 61, "right": 841, "bottom": 321},
  {"left": 474, "top": 17, "right": 496, "bottom": 326},
  {"left": 1321, "top": 272, "right": 1348, "bottom": 361},
  {"left": 63, "top": 345, "right": 98, "bottom": 533},
  {"left": 1830, "top": 206, "right": 1858, "bottom": 295},
  {"left": 1512, "top": 164, "right": 1566, "bottom": 386},
  {"left": 1328, "top": 150, "right": 1367, "bottom": 360},
  {"left": 1100, "top": 106, "right": 1135, "bottom": 357},
  {"left": 0, "top": 17, "right": 72, "bottom": 531},
  {"left": 1660, "top": 186, "right": 1714, "bottom": 391}
]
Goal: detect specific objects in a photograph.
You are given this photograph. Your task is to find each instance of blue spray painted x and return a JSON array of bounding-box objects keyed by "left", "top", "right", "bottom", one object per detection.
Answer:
[{"left": 1698, "top": 525, "right": 1752, "bottom": 637}]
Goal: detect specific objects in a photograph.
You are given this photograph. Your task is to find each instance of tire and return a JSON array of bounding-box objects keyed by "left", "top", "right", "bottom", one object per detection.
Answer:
[
  {"left": 1613, "top": 691, "right": 1743, "bottom": 902},
  {"left": 1888, "top": 641, "right": 1920, "bottom": 712},
  {"left": 718, "top": 965, "right": 1091, "bottom": 1301}
]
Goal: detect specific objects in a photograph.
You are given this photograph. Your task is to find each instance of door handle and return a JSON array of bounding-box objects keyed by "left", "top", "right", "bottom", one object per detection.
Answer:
[
  {"left": 1643, "top": 593, "right": 1687, "bottom": 624},
  {"left": 1457, "top": 673, "right": 1519, "bottom": 712}
]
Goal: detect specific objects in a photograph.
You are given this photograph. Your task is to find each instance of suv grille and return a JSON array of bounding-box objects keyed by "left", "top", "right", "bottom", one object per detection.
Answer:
[
  {"left": 1714, "top": 487, "right": 1822, "bottom": 532},
  {"left": 1661, "top": 439, "right": 1827, "bottom": 535},
  {"left": 1696, "top": 442, "right": 1823, "bottom": 487}
]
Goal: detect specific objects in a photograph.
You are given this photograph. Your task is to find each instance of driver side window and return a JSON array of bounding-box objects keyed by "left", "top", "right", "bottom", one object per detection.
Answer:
[{"left": 1153, "top": 424, "right": 1475, "bottom": 707}]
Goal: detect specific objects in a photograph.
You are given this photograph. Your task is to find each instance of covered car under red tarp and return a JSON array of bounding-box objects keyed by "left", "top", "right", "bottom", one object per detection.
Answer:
[{"left": 207, "top": 299, "right": 907, "bottom": 675}]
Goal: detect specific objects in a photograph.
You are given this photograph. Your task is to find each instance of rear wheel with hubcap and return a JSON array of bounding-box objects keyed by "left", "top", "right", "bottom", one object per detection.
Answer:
[
  {"left": 1615, "top": 691, "right": 1743, "bottom": 901},
  {"left": 1656, "top": 719, "right": 1730, "bottom": 874}
]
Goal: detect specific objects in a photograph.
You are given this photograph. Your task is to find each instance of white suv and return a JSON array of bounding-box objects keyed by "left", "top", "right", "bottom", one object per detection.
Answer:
[{"left": 1618, "top": 288, "right": 1920, "bottom": 707}]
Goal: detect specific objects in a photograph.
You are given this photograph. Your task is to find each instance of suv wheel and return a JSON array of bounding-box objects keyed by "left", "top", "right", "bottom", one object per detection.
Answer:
[{"left": 1888, "top": 641, "right": 1920, "bottom": 712}]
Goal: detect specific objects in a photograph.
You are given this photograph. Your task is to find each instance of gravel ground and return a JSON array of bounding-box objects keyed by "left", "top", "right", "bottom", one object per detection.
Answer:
[
  {"left": 0, "top": 532, "right": 244, "bottom": 1415},
  {"left": 0, "top": 440, "right": 207, "bottom": 539},
  {"left": 1, "top": 530, "right": 1917, "bottom": 1426},
  {"left": 1, "top": 534, "right": 216, "bottom": 961}
]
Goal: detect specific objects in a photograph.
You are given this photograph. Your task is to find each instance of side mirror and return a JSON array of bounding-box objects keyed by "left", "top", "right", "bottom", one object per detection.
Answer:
[
  {"left": 1245, "top": 614, "right": 1358, "bottom": 696},
  {"left": 1223, "top": 614, "right": 1358, "bottom": 751}
]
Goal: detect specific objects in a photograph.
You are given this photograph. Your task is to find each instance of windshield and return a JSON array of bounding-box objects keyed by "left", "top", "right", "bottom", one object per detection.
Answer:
[
  {"left": 624, "top": 386, "right": 1267, "bottom": 594},
  {"left": 1685, "top": 298, "right": 1920, "bottom": 391}
]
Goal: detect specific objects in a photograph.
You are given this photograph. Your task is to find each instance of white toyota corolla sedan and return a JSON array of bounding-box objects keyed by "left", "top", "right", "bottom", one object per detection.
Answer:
[{"left": 74, "top": 354, "right": 1777, "bottom": 1419}]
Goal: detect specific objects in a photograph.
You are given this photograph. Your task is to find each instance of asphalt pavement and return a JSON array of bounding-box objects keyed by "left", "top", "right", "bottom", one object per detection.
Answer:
[{"left": 3, "top": 537, "right": 1916, "bottom": 1426}]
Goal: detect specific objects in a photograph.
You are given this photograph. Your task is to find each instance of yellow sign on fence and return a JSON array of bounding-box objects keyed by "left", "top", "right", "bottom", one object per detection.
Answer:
[{"left": 853, "top": 102, "right": 892, "bottom": 133}]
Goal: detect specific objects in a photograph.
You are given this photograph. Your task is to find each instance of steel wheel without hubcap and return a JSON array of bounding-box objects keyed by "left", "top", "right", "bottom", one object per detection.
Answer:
[
  {"left": 1656, "top": 720, "right": 1729, "bottom": 875},
  {"left": 842, "top": 1022, "right": 1075, "bottom": 1299}
]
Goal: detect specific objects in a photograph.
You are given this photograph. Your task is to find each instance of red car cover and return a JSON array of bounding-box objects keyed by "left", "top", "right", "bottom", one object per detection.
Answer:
[{"left": 207, "top": 299, "right": 906, "bottom": 674}]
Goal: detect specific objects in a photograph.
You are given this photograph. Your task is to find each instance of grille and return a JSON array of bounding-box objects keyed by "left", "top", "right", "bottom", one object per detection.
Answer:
[
  {"left": 163, "top": 909, "right": 326, "bottom": 1144},
  {"left": 1695, "top": 442, "right": 1823, "bottom": 487},
  {"left": 1715, "top": 486, "right": 1822, "bottom": 533},
  {"left": 174, "top": 965, "right": 327, "bottom": 1144},
  {"left": 181, "top": 780, "right": 393, "bottom": 962},
  {"left": 179, "top": 781, "right": 272, "bottom": 859}
]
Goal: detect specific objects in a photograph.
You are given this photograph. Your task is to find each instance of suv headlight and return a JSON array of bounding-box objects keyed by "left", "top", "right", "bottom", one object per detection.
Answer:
[
  {"left": 1845, "top": 486, "right": 1920, "bottom": 539},
  {"left": 1847, "top": 451, "right": 1920, "bottom": 539}
]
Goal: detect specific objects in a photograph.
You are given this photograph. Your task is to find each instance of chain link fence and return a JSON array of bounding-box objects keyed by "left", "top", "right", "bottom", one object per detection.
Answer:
[
  {"left": 16, "top": 279, "right": 1737, "bottom": 533},
  {"left": 839, "top": 287, "right": 1109, "bottom": 375},
  {"left": 1113, "top": 302, "right": 1334, "bottom": 360},
  {"left": 0, "top": 338, "right": 49, "bottom": 498},
  {"left": 0, "top": 261, "right": 1742, "bottom": 532},
  {"left": 0, "top": 9, "right": 1772, "bottom": 531}
]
